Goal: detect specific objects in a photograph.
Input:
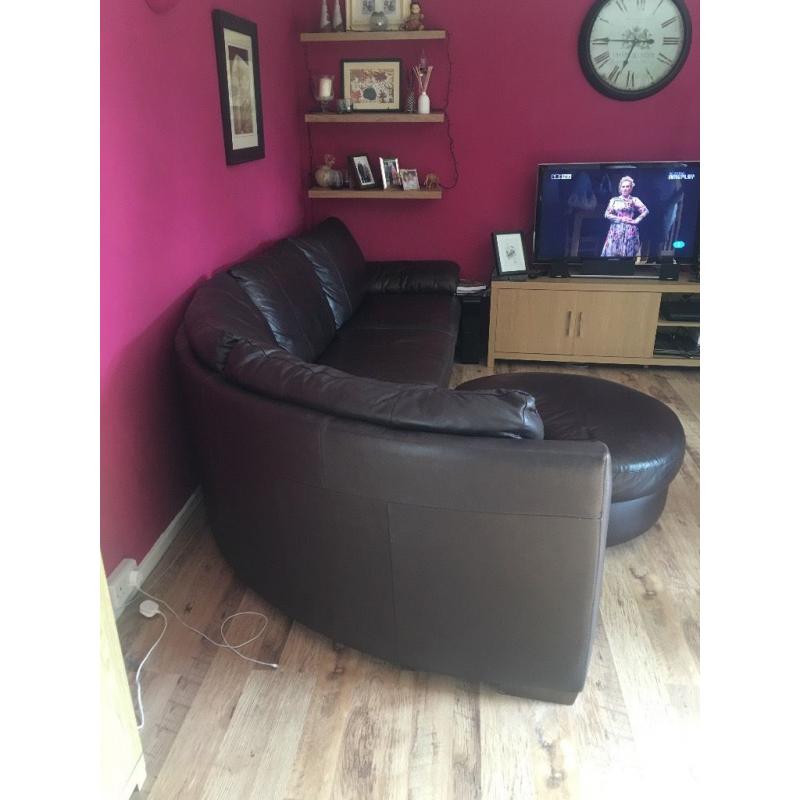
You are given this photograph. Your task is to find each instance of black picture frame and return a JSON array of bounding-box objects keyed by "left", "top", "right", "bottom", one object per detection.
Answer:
[
  {"left": 348, "top": 154, "right": 377, "bottom": 189},
  {"left": 492, "top": 231, "right": 529, "bottom": 278},
  {"left": 212, "top": 10, "right": 265, "bottom": 165}
]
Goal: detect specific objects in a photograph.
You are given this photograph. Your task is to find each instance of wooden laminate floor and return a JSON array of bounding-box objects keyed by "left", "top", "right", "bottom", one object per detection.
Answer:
[{"left": 118, "top": 363, "right": 699, "bottom": 800}]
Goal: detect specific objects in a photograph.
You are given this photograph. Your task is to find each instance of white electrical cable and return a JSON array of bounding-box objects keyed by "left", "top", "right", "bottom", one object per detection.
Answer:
[
  {"left": 132, "top": 586, "right": 279, "bottom": 729},
  {"left": 134, "top": 610, "right": 167, "bottom": 730}
]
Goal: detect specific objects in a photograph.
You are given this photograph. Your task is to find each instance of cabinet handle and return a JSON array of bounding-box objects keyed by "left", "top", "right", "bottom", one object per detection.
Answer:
[
  {"left": 565, "top": 310, "right": 573, "bottom": 336},
  {"left": 577, "top": 311, "right": 583, "bottom": 337}
]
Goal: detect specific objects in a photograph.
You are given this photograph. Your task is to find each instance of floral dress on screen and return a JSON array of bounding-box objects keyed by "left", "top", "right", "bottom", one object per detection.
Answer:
[{"left": 601, "top": 196, "right": 648, "bottom": 257}]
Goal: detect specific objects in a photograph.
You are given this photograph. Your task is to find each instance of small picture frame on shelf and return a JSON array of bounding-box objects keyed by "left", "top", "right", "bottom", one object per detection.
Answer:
[
  {"left": 346, "top": 0, "right": 412, "bottom": 31},
  {"left": 378, "top": 157, "right": 401, "bottom": 189},
  {"left": 399, "top": 168, "right": 420, "bottom": 191},
  {"left": 341, "top": 59, "right": 402, "bottom": 112},
  {"left": 492, "top": 231, "right": 529, "bottom": 277},
  {"left": 348, "top": 154, "right": 377, "bottom": 189}
]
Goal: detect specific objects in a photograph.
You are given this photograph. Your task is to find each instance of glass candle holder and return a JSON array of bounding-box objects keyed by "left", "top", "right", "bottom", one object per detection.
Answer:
[{"left": 312, "top": 74, "right": 335, "bottom": 112}]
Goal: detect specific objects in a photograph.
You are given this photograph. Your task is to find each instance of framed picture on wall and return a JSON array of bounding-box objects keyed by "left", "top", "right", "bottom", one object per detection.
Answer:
[
  {"left": 346, "top": 1, "right": 412, "bottom": 31},
  {"left": 341, "top": 60, "right": 402, "bottom": 112},
  {"left": 492, "top": 231, "right": 529, "bottom": 277},
  {"left": 212, "top": 10, "right": 265, "bottom": 165}
]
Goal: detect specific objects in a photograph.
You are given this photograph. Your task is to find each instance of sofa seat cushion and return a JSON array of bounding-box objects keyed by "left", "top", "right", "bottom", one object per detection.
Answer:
[
  {"left": 229, "top": 242, "right": 336, "bottom": 363},
  {"left": 318, "top": 327, "right": 456, "bottom": 387},
  {"left": 345, "top": 294, "right": 461, "bottom": 335},
  {"left": 289, "top": 217, "right": 369, "bottom": 329},
  {"left": 225, "top": 340, "right": 544, "bottom": 440}
]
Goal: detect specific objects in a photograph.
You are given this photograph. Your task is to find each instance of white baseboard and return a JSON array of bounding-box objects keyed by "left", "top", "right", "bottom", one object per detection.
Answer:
[{"left": 108, "top": 487, "right": 203, "bottom": 617}]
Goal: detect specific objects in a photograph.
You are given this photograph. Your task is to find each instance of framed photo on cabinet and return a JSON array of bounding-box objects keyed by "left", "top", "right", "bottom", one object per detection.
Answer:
[
  {"left": 212, "top": 10, "right": 265, "bottom": 165},
  {"left": 492, "top": 231, "right": 529, "bottom": 277}
]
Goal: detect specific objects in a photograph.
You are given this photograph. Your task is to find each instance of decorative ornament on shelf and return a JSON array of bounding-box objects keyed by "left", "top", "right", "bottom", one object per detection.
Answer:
[
  {"left": 332, "top": 0, "right": 344, "bottom": 31},
  {"left": 412, "top": 52, "right": 433, "bottom": 115},
  {"left": 405, "top": 69, "right": 416, "bottom": 113},
  {"left": 370, "top": 6, "right": 389, "bottom": 32},
  {"left": 423, "top": 173, "right": 440, "bottom": 191},
  {"left": 319, "top": 0, "right": 332, "bottom": 31},
  {"left": 315, "top": 154, "right": 345, "bottom": 189},
  {"left": 312, "top": 74, "right": 335, "bottom": 112},
  {"left": 402, "top": 2, "right": 425, "bottom": 31}
]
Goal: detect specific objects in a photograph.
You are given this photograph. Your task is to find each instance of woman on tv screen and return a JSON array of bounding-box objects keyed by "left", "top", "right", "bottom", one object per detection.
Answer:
[{"left": 601, "top": 176, "right": 649, "bottom": 257}]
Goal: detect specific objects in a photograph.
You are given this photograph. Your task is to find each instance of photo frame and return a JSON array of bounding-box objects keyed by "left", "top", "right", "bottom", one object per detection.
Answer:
[
  {"left": 349, "top": 154, "right": 377, "bottom": 189},
  {"left": 400, "top": 168, "right": 420, "bottom": 191},
  {"left": 378, "top": 157, "right": 401, "bottom": 189},
  {"left": 341, "top": 60, "right": 402, "bottom": 112},
  {"left": 346, "top": 0, "right": 412, "bottom": 31},
  {"left": 212, "top": 10, "right": 265, "bottom": 165},
  {"left": 492, "top": 232, "right": 529, "bottom": 277}
]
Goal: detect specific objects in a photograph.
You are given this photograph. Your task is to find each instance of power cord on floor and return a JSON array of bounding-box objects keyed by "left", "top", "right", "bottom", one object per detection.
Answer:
[{"left": 131, "top": 585, "right": 278, "bottom": 730}]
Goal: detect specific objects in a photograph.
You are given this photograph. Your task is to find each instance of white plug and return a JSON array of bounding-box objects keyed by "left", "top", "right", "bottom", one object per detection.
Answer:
[{"left": 139, "top": 600, "right": 160, "bottom": 618}]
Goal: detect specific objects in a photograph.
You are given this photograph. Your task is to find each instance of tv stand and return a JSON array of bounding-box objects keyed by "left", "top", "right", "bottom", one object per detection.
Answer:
[{"left": 487, "top": 274, "right": 699, "bottom": 370}]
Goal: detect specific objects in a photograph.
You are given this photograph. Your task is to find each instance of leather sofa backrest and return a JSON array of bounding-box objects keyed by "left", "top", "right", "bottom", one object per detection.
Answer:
[
  {"left": 289, "top": 217, "right": 369, "bottom": 329},
  {"left": 230, "top": 241, "right": 336, "bottom": 363},
  {"left": 184, "top": 271, "right": 282, "bottom": 372},
  {"left": 224, "top": 338, "right": 545, "bottom": 440}
]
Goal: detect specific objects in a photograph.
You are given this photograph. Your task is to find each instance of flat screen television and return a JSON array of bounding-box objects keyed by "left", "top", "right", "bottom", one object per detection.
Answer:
[{"left": 532, "top": 161, "right": 699, "bottom": 276}]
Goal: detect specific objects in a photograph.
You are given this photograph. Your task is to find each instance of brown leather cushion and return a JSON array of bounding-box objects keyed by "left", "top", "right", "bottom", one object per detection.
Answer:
[
  {"left": 457, "top": 372, "right": 685, "bottom": 501},
  {"left": 183, "top": 272, "right": 279, "bottom": 372},
  {"left": 289, "top": 217, "right": 368, "bottom": 329},
  {"left": 225, "top": 340, "right": 544, "bottom": 439},
  {"left": 229, "top": 242, "right": 336, "bottom": 363}
]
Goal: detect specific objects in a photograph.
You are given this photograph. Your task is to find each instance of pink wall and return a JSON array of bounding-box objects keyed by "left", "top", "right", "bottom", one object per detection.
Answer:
[
  {"left": 303, "top": 0, "right": 700, "bottom": 280},
  {"left": 101, "top": 0, "right": 699, "bottom": 573},
  {"left": 100, "top": 0, "right": 307, "bottom": 571}
]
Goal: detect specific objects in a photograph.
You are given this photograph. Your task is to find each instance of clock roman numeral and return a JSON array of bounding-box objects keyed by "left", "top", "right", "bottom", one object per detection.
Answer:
[
  {"left": 615, "top": 0, "right": 628, "bottom": 13},
  {"left": 597, "top": 16, "right": 611, "bottom": 24},
  {"left": 608, "top": 65, "right": 622, "bottom": 84},
  {"left": 594, "top": 51, "right": 611, "bottom": 67},
  {"left": 626, "top": 70, "right": 635, "bottom": 88},
  {"left": 636, "top": 0, "right": 647, "bottom": 9},
  {"left": 655, "top": 0, "right": 665, "bottom": 11},
  {"left": 657, "top": 52, "right": 673, "bottom": 65},
  {"left": 663, "top": 36, "right": 680, "bottom": 45},
  {"left": 592, "top": 37, "right": 610, "bottom": 45},
  {"left": 662, "top": 16, "right": 678, "bottom": 27}
]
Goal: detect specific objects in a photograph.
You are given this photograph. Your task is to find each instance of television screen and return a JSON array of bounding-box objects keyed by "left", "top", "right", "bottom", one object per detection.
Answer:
[{"left": 533, "top": 162, "right": 700, "bottom": 265}]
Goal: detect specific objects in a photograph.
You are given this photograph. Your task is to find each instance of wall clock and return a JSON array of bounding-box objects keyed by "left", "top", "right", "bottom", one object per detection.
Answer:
[{"left": 579, "top": 0, "right": 692, "bottom": 101}]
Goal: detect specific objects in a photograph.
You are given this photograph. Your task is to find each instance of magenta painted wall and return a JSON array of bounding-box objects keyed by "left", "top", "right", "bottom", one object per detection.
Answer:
[
  {"left": 100, "top": 0, "right": 308, "bottom": 571},
  {"left": 303, "top": 0, "right": 700, "bottom": 280},
  {"left": 101, "top": 0, "right": 699, "bottom": 573}
]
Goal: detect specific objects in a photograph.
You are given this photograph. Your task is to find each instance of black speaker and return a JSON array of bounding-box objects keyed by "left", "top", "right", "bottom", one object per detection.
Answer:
[
  {"left": 456, "top": 293, "right": 490, "bottom": 364},
  {"left": 659, "top": 261, "right": 680, "bottom": 281},
  {"left": 548, "top": 263, "right": 571, "bottom": 278}
]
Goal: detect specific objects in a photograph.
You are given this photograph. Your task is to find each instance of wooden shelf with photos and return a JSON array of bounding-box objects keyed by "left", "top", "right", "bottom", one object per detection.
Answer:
[
  {"left": 308, "top": 187, "right": 442, "bottom": 200},
  {"left": 305, "top": 111, "right": 445, "bottom": 123},
  {"left": 300, "top": 30, "right": 447, "bottom": 42}
]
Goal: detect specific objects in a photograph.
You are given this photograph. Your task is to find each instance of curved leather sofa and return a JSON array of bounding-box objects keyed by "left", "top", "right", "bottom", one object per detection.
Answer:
[{"left": 175, "top": 218, "right": 611, "bottom": 703}]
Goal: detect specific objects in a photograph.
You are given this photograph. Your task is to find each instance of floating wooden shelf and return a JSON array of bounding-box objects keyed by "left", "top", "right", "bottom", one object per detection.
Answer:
[
  {"left": 305, "top": 111, "right": 444, "bottom": 123},
  {"left": 300, "top": 30, "right": 447, "bottom": 42},
  {"left": 308, "top": 187, "right": 442, "bottom": 200}
]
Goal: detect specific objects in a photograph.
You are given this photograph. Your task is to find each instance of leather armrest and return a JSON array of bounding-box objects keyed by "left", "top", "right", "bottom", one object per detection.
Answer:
[{"left": 365, "top": 260, "right": 460, "bottom": 295}]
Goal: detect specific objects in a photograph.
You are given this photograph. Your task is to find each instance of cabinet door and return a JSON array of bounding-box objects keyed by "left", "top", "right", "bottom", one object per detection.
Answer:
[
  {"left": 494, "top": 289, "right": 577, "bottom": 355},
  {"left": 572, "top": 291, "right": 660, "bottom": 358}
]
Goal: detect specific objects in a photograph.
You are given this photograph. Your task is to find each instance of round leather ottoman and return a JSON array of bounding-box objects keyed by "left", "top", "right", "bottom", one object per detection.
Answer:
[{"left": 457, "top": 373, "right": 686, "bottom": 546}]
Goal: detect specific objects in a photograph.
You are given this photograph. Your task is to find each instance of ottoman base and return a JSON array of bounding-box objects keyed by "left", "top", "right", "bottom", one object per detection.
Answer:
[{"left": 608, "top": 487, "right": 669, "bottom": 547}]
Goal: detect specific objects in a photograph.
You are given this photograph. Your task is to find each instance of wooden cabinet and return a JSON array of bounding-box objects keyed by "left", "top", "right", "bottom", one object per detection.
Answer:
[{"left": 487, "top": 276, "right": 699, "bottom": 369}]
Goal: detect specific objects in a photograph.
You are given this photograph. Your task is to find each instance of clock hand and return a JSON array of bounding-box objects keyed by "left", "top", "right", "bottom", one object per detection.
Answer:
[{"left": 620, "top": 39, "right": 639, "bottom": 71}]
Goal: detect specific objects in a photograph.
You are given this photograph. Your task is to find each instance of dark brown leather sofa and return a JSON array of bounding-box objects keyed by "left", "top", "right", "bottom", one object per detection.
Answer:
[{"left": 175, "top": 218, "right": 611, "bottom": 703}]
